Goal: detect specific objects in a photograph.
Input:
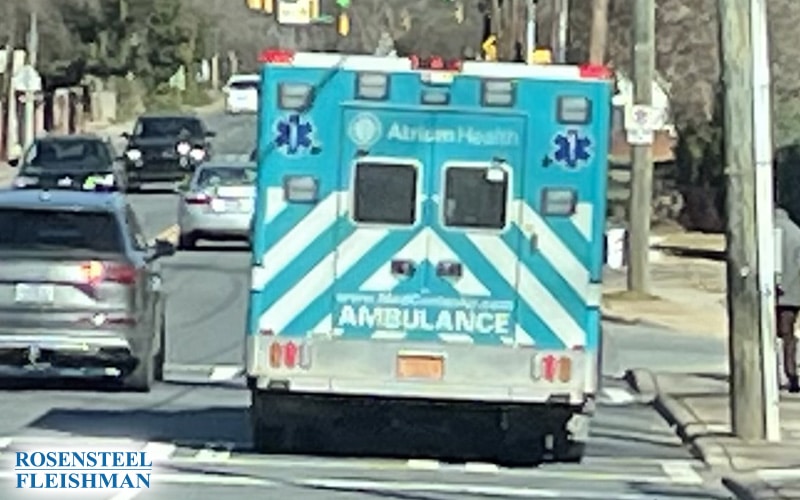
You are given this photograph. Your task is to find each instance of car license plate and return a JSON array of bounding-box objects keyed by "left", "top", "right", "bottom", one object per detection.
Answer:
[
  {"left": 15, "top": 283, "right": 55, "bottom": 304},
  {"left": 396, "top": 355, "right": 444, "bottom": 380}
]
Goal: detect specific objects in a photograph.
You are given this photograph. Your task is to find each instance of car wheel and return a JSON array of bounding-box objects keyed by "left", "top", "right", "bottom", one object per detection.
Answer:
[
  {"left": 178, "top": 232, "right": 197, "bottom": 250},
  {"left": 122, "top": 341, "right": 154, "bottom": 392}
]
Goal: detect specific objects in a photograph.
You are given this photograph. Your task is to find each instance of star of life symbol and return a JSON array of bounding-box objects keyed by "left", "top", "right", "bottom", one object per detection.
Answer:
[
  {"left": 275, "top": 114, "right": 313, "bottom": 155},
  {"left": 553, "top": 129, "right": 591, "bottom": 169},
  {"left": 348, "top": 112, "right": 382, "bottom": 148}
]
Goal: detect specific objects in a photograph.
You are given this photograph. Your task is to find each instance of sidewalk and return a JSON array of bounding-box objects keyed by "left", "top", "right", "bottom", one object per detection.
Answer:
[
  {"left": 606, "top": 231, "right": 800, "bottom": 499},
  {"left": 627, "top": 369, "right": 800, "bottom": 499}
]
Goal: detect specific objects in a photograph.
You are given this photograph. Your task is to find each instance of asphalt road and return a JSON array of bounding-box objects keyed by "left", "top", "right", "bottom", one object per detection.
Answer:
[{"left": 0, "top": 113, "right": 734, "bottom": 499}]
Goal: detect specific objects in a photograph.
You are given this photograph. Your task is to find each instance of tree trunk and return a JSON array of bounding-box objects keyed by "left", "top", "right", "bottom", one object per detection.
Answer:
[{"left": 588, "top": 0, "right": 610, "bottom": 64}]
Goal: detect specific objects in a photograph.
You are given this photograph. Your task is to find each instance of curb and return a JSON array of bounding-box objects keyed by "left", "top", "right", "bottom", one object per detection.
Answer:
[
  {"left": 601, "top": 312, "right": 641, "bottom": 325},
  {"left": 624, "top": 369, "right": 732, "bottom": 469}
]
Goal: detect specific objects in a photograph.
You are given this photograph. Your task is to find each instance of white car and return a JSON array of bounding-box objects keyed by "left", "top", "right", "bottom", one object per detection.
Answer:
[{"left": 224, "top": 74, "right": 260, "bottom": 114}]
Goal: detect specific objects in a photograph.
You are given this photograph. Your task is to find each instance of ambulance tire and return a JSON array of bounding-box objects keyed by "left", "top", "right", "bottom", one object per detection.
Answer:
[{"left": 251, "top": 393, "right": 294, "bottom": 454}]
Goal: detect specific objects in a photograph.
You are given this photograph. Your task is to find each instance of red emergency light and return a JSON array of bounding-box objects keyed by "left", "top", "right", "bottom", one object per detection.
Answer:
[
  {"left": 578, "top": 64, "right": 613, "bottom": 79},
  {"left": 409, "top": 55, "right": 462, "bottom": 71},
  {"left": 259, "top": 49, "right": 294, "bottom": 63}
]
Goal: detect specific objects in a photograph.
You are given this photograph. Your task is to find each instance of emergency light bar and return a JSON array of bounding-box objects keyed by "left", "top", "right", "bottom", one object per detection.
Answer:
[{"left": 258, "top": 48, "right": 613, "bottom": 81}]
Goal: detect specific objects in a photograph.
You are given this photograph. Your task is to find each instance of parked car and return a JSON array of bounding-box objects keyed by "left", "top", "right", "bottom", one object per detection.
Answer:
[
  {"left": 224, "top": 74, "right": 260, "bottom": 114},
  {"left": 0, "top": 189, "right": 175, "bottom": 391},
  {"left": 121, "top": 113, "right": 215, "bottom": 190},
  {"left": 10, "top": 134, "right": 127, "bottom": 191},
  {"left": 177, "top": 159, "right": 256, "bottom": 250}
]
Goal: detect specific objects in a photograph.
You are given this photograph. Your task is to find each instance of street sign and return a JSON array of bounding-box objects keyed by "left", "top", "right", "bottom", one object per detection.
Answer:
[
  {"left": 624, "top": 104, "right": 659, "bottom": 146},
  {"left": 12, "top": 64, "right": 41, "bottom": 92},
  {"left": 276, "top": 0, "right": 313, "bottom": 25}
]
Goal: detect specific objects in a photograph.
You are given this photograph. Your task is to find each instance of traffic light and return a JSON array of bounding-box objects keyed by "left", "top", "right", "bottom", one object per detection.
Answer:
[
  {"left": 482, "top": 35, "right": 497, "bottom": 61},
  {"left": 337, "top": 12, "right": 350, "bottom": 36}
]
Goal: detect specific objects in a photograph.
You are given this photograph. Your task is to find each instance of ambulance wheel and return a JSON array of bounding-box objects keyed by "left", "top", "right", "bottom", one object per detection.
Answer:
[
  {"left": 251, "top": 392, "right": 294, "bottom": 454},
  {"left": 178, "top": 233, "right": 196, "bottom": 250}
]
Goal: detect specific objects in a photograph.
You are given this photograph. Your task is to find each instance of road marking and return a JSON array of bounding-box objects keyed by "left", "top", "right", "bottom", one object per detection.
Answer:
[
  {"left": 660, "top": 461, "right": 703, "bottom": 484},
  {"left": 192, "top": 448, "right": 232, "bottom": 462},
  {"left": 297, "top": 478, "right": 665, "bottom": 499},
  {"left": 757, "top": 468, "right": 800, "bottom": 481},
  {"left": 151, "top": 224, "right": 179, "bottom": 245},
  {"left": 600, "top": 387, "right": 636, "bottom": 405},
  {"left": 141, "top": 442, "right": 176, "bottom": 461},
  {"left": 0, "top": 438, "right": 12, "bottom": 450},
  {"left": 209, "top": 365, "right": 243, "bottom": 381},
  {"left": 406, "top": 459, "right": 440, "bottom": 470},
  {"left": 463, "top": 462, "right": 500, "bottom": 473}
]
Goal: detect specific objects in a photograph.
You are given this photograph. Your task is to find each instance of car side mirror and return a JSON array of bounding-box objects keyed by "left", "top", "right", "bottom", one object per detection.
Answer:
[
  {"left": 206, "top": 131, "right": 216, "bottom": 138},
  {"left": 151, "top": 239, "right": 176, "bottom": 258},
  {"left": 121, "top": 132, "right": 130, "bottom": 140},
  {"left": 7, "top": 158, "right": 19, "bottom": 167}
]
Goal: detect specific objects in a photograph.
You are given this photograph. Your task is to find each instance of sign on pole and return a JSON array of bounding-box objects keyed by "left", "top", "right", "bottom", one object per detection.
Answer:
[
  {"left": 624, "top": 104, "right": 660, "bottom": 146},
  {"left": 12, "top": 64, "right": 42, "bottom": 93}
]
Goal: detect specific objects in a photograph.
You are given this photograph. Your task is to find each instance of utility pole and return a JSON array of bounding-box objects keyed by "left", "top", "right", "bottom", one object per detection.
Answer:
[
  {"left": 588, "top": 0, "right": 610, "bottom": 64},
  {"left": 719, "top": 0, "right": 765, "bottom": 441},
  {"left": 550, "top": 0, "right": 569, "bottom": 63},
  {"left": 23, "top": 11, "right": 38, "bottom": 151},
  {"left": 626, "top": 0, "right": 655, "bottom": 294},
  {"left": 750, "top": 0, "right": 780, "bottom": 443}
]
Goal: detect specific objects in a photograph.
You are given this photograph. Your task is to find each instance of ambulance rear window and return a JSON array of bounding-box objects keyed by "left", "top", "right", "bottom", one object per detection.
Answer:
[
  {"left": 353, "top": 161, "right": 417, "bottom": 225},
  {"left": 443, "top": 166, "right": 508, "bottom": 229}
]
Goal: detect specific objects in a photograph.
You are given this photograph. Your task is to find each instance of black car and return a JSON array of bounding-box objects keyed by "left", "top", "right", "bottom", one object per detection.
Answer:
[
  {"left": 121, "top": 113, "right": 215, "bottom": 189},
  {"left": 9, "top": 135, "right": 127, "bottom": 191}
]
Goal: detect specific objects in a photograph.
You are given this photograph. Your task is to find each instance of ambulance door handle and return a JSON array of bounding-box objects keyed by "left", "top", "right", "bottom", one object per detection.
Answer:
[
  {"left": 391, "top": 259, "right": 416, "bottom": 277},
  {"left": 436, "top": 261, "right": 462, "bottom": 278},
  {"left": 529, "top": 232, "right": 538, "bottom": 252}
]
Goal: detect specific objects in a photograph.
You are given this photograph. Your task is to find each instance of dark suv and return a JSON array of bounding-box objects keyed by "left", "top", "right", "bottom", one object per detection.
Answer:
[
  {"left": 9, "top": 135, "right": 127, "bottom": 191},
  {"left": 0, "top": 189, "right": 176, "bottom": 391},
  {"left": 121, "top": 113, "right": 215, "bottom": 189}
]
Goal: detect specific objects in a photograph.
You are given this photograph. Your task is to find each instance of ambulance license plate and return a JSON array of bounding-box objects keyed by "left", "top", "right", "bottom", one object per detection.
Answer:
[{"left": 396, "top": 355, "right": 443, "bottom": 380}]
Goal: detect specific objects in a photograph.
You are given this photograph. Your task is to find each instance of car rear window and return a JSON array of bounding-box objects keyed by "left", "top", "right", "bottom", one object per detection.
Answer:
[
  {"left": 134, "top": 117, "right": 204, "bottom": 138},
  {"left": 0, "top": 209, "right": 124, "bottom": 253},
  {"left": 22, "top": 139, "right": 111, "bottom": 173},
  {"left": 196, "top": 167, "right": 256, "bottom": 188}
]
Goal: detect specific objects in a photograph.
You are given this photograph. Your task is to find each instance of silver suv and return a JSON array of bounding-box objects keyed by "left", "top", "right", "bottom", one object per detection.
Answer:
[{"left": 0, "top": 189, "right": 175, "bottom": 391}]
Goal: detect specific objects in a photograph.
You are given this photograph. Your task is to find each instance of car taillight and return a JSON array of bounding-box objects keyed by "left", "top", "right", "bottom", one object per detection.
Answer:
[
  {"left": 80, "top": 261, "right": 137, "bottom": 285},
  {"left": 185, "top": 193, "right": 210, "bottom": 205}
]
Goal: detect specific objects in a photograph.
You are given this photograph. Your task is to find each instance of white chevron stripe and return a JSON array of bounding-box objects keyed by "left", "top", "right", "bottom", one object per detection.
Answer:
[
  {"left": 516, "top": 201, "right": 590, "bottom": 301},
  {"left": 312, "top": 314, "right": 332, "bottom": 334},
  {"left": 570, "top": 202, "right": 593, "bottom": 241},
  {"left": 358, "top": 228, "right": 491, "bottom": 296},
  {"left": 256, "top": 192, "right": 342, "bottom": 287},
  {"left": 467, "top": 233, "right": 585, "bottom": 348},
  {"left": 259, "top": 228, "right": 388, "bottom": 333},
  {"left": 264, "top": 186, "right": 287, "bottom": 223},
  {"left": 514, "top": 324, "right": 535, "bottom": 346}
]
